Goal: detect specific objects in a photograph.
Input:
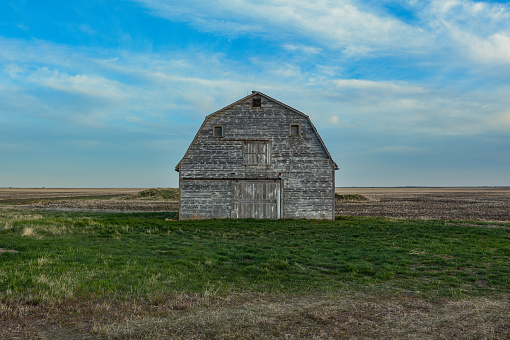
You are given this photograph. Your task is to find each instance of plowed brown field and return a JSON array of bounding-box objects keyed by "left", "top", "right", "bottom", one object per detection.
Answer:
[
  {"left": 0, "top": 188, "right": 178, "bottom": 212},
  {"left": 0, "top": 188, "right": 143, "bottom": 201},
  {"left": 336, "top": 187, "right": 510, "bottom": 221}
]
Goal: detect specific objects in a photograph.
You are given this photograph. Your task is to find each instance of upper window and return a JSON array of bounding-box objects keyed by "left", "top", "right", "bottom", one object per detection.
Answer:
[
  {"left": 290, "top": 124, "right": 300, "bottom": 136},
  {"left": 213, "top": 126, "right": 223, "bottom": 138},
  {"left": 252, "top": 98, "right": 261, "bottom": 108},
  {"left": 243, "top": 141, "right": 269, "bottom": 166}
]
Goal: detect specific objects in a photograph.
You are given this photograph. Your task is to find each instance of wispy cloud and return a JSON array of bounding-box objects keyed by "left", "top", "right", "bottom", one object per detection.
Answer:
[
  {"left": 333, "top": 79, "right": 427, "bottom": 95},
  {"left": 423, "top": 0, "right": 510, "bottom": 65},
  {"left": 2, "top": 29, "right": 509, "bottom": 139},
  {"left": 133, "top": 0, "right": 427, "bottom": 54},
  {"left": 28, "top": 67, "right": 127, "bottom": 100},
  {"left": 453, "top": 30, "right": 510, "bottom": 65},
  {"left": 283, "top": 43, "right": 321, "bottom": 55},
  {"left": 133, "top": 0, "right": 510, "bottom": 67}
]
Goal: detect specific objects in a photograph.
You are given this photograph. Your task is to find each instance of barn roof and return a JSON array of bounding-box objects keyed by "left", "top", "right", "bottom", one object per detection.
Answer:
[{"left": 175, "top": 91, "right": 339, "bottom": 171}]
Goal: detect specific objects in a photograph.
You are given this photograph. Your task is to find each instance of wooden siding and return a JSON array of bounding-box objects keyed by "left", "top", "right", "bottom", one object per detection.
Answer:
[
  {"left": 232, "top": 181, "right": 280, "bottom": 219},
  {"left": 178, "top": 93, "right": 337, "bottom": 220},
  {"left": 179, "top": 180, "right": 232, "bottom": 219}
]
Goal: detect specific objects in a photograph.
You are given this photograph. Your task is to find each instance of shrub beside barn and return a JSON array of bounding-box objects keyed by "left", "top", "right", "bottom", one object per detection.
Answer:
[{"left": 175, "top": 91, "right": 338, "bottom": 220}]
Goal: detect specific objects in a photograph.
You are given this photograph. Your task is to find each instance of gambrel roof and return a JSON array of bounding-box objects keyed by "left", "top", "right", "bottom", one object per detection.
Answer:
[{"left": 175, "top": 91, "right": 338, "bottom": 171}]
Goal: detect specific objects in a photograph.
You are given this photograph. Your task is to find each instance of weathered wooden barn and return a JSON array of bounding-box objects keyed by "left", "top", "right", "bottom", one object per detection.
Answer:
[{"left": 175, "top": 91, "right": 338, "bottom": 220}]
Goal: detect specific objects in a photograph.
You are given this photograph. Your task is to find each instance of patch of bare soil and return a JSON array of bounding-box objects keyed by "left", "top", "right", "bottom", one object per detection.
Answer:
[
  {"left": 0, "top": 248, "right": 18, "bottom": 254},
  {"left": 0, "top": 188, "right": 145, "bottom": 202},
  {"left": 0, "top": 188, "right": 178, "bottom": 212},
  {"left": 336, "top": 187, "right": 510, "bottom": 221},
  {"left": 2, "top": 293, "right": 509, "bottom": 339},
  {"left": 25, "top": 199, "right": 179, "bottom": 212}
]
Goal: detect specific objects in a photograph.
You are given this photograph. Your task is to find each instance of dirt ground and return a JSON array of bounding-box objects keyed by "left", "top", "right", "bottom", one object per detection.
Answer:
[
  {"left": 0, "top": 188, "right": 144, "bottom": 202},
  {"left": 22, "top": 199, "right": 179, "bottom": 213},
  {"left": 2, "top": 292, "right": 509, "bottom": 339},
  {"left": 0, "top": 188, "right": 178, "bottom": 212},
  {"left": 336, "top": 187, "right": 510, "bottom": 222}
]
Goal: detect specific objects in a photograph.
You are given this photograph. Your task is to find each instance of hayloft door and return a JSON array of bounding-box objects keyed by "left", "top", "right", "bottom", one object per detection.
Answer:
[{"left": 231, "top": 181, "right": 281, "bottom": 219}]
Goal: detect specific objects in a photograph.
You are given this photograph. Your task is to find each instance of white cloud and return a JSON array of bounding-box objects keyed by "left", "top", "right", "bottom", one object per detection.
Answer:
[
  {"left": 424, "top": 0, "right": 510, "bottom": 65},
  {"left": 333, "top": 79, "right": 427, "bottom": 95},
  {"left": 3, "top": 64, "right": 24, "bottom": 78},
  {"left": 342, "top": 44, "right": 374, "bottom": 56},
  {"left": 190, "top": 18, "right": 261, "bottom": 37},
  {"left": 283, "top": 43, "right": 321, "bottom": 54},
  {"left": 2, "top": 20, "right": 510, "bottom": 140},
  {"left": 132, "top": 0, "right": 427, "bottom": 54},
  {"left": 328, "top": 115, "right": 339, "bottom": 125},
  {"left": 300, "top": 77, "right": 510, "bottom": 137},
  {"left": 431, "top": 0, "right": 509, "bottom": 26},
  {"left": 489, "top": 111, "right": 510, "bottom": 131},
  {"left": 133, "top": 0, "right": 510, "bottom": 67},
  {"left": 0, "top": 37, "right": 89, "bottom": 70},
  {"left": 459, "top": 32, "right": 510, "bottom": 64},
  {"left": 28, "top": 67, "right": 127, "bottom": 100}
]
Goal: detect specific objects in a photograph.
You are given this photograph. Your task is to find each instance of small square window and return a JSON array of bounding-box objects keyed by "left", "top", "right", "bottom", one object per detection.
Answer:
[
  {"left": 252, "top": 98, "right": 261, "bottom": 108},
  {"left": 290, "top": 124, "right": 300, "bottom": 136},
  {"left": 213, "top": 126, "right": 223, "bottom": 138}
]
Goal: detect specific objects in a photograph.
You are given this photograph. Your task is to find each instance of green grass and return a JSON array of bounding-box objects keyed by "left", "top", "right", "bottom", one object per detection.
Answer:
[{"left": 1, "top": 209, "right": 509, "bottom": 304}]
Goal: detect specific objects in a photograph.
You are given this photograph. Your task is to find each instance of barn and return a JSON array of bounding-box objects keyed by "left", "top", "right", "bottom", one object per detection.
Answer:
[{"left": 175, "top": 91, "right": 339, "bottom": 220}]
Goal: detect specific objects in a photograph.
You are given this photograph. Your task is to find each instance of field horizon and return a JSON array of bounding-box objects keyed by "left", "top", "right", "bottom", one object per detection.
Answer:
[
  {"left": 2, "top": 187, "right": 508, "bottom": 222},
  {"left": 2, "top": 186, "right": 510, "bottom": 189}
]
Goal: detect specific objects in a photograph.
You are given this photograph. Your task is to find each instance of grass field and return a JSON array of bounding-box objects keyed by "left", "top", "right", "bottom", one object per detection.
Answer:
[{"left": 1, "top": 207, "right": 509, "bottom": 338}]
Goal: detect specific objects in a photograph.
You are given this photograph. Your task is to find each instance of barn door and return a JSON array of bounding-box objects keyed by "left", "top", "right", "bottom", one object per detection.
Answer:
[{"left": 231, "top": 181, "right": 281, "bottom": 219}]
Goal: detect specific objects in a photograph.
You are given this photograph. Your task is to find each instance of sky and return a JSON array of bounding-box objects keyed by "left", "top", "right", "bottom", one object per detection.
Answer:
[{"left": 1, "top": 0, "right": 510, "bottom": 188}]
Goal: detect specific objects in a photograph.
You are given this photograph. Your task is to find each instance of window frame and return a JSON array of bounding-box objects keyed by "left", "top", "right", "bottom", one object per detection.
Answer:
[
  {"left": 213, "top": 125, "right": 223, "bottom": 138},
  {"left": 252, "top": 98, "right": 262, "bottom": 108},
  {"left": 243, "top": 141, "right": 271, "bottom": 167},
  {"left": 290, "top": 124, "right": 300, "bottom": 136}
]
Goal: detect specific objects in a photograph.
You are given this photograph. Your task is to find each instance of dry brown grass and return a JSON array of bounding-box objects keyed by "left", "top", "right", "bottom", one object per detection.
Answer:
[
  {"left": 22, "top": 227, "right": 35, "bottom": 237},
  {"left": 0, "top": 210, "right": 43, "bottom": 228},
  {"left": 0, "top": 248, "right": 18, "bottom": 254},
  {"left": 1, "top": 292, "right": 509, "bottom": 339}
]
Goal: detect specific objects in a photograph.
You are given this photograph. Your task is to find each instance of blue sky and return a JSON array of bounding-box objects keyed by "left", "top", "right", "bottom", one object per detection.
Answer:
[{"left": 1, "top": 0, "right": 509, "bottom": 188}]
